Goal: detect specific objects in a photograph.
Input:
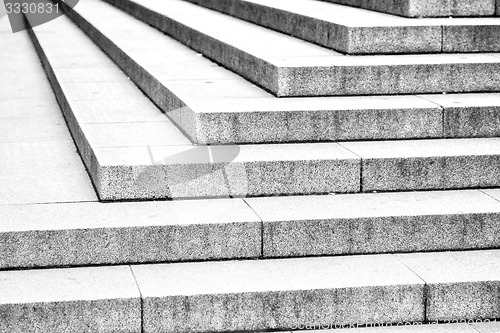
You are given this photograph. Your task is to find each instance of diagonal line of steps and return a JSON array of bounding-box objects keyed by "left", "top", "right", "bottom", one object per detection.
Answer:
[
  {"left": 3, "top": 189, "right": 500, "bottom": 269},
  {"left": 322, "top": 0, "right": 498, "bottom": 18},
  {"left": 72, "top": 0, "right": 500, "bottom": 97},
  {"left": 2, "top": 250, "right": 500, "bottom": 332},
  {"left": 182, "top": 0, "right": 500, "bottom": 54},
  {"left": 45, "top": 0, "right": 500, "bottom": 145},
  {"left": 27, "top": 6, "right": 500, "bottom": 200},
  {"left": 28, "top": 14, "right": 361, "bottom": 200}
]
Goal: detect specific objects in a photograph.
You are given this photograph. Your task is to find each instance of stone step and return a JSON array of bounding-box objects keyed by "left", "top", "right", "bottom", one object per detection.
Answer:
[
  {"left": 37, "top": 0, "right": 500, "bottom": 145},
  {"left": 183, "top": 0, "right": 500, "bottom": 54},
  {"left": 71, "top": 0, "right": 500, "bottom": 97},
  {"left": 322, "top": 0, "right": 497, "bottom": 18},
  {"left": 2, "top": 250, "right": 500, "bottom": 332},
  {"left": 3, "top": 189, "right": 500, "bottom": 269},
  {"left": 28, "top": 12, "right": 500, "bottom": 201}
]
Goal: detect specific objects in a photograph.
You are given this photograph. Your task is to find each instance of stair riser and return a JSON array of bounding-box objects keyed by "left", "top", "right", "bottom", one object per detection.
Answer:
[
  {"left": 143, "top": 286, "right": 424, "bottom": 333},
  {"left": 323, "top": 0, "right": 496, "bottom": 17},
  {"left": 263, "top": 213, "right": 500, "bottom": 258}
]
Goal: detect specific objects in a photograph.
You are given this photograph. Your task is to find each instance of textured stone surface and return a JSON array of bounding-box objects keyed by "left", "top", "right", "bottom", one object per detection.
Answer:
[
  {"left": 245, "top": 190, "right": 500, "bottom": 257},
  {"left": 397, "top": 250, "right": 500, "bottom": 321},
  {"left": 192, "top": 96, "right": 443, "bottom": 143},
  {"left": 441, "top": 19, "right": 500, "bottom": 53},
  {"left": 94, "top": 0, "right": 500, "bottom": 97},
  {"left": 279, "top": 54, "right": 500, "bottom": 96},
  {"left": 132, "top": 255, "right": 424, "bottom": 333},
  {"left": 0, "top": 266, "right": 141, "bottom": 333},
  {"left": 94, "top": 143, "right": 361, "bottom": 200},
  {"left": 322, "top": 0, "right": 495, "bottom": 17},
  {"left": 341, "top": 138, "right": 500, "bottom": 192},
  {"left": 419, "top": 93, "right": 500, "bottom": 138},
  {"left": 183, "top": 0, "right": 442, "bottom": 54},
  {"left": 0, "top": 199, "right": 261, "bottom": 269}
]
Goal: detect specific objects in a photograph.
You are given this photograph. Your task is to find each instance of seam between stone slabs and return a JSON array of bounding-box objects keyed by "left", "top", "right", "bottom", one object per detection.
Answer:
[
  {"left": 128, "top": 265, "right": 145, "bottom": 333},
  {"left": 336, "top": 142, "right": 364, "bottom": 192},
  {"left": 242, "top": 198, "right": 265, "bottom": 258},
  {"left": 393, "top": 254, "right": 429, "bottom": 323},
  {"left": 414, "top": 95, "right": 446, "bottom": 138}
]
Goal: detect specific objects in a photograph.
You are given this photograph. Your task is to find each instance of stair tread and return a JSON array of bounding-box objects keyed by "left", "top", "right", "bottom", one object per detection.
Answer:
[
  {"left": 74, "top": 0, "right": 500, "bottom": 96},
  {"left": 32, "top": 1, "right": 500, "bottom": 144},
  {"left": 2, "top": 250, "right": 499, "bottom": 332},
  {"left": 30, "top": 13, "right": 500, "bottom": 199},
  {"left": 3, "top": 189, "right": 500, "bottom": 268},
  {"left": 184, "top": 0, "right": 500, "bottom": 53}
]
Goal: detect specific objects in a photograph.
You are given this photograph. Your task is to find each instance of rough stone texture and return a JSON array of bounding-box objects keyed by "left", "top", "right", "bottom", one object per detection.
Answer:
[
  {"left": 245, "top": 190, "right": 500, "bottom": 257},
  {"left": 396, "top": 250, "right": 500, "bottom": 321},
  {"left": 341, "top": 138, "right": 500, "bottom": 192},
  {"left": 279, "top": 55, "right": 500, "bottom": 96},
  {"left": 192, "top": 96, "right": 443, "bottom": 144},
  {"left": 0, "top": 266, "right": 141, "bottom": 333},
  {"left": 442, "top": 19, "right": 500, "bottom": 53},
  {"left": 132, "top": 255, "right": 424, "bottom": 333},
  {"left": 322, "top": 0, "right": 495, "bottom": 17},
  {"left": 183, "top": 0, "right": 442, "bottom": 54},
  {"left": 419, "top": 93, "right": 500, "bottom": 138},
  {"left": 94, "top": 143, "right": 361, "bottom": 200},
  {"left": 0, "top": 199, "right": 261, "bottom": 269}
]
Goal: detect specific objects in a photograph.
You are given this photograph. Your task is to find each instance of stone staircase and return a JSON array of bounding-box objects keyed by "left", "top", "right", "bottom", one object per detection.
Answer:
[{"left": 2, "top": 0, "right": 500, "bottom": 331}]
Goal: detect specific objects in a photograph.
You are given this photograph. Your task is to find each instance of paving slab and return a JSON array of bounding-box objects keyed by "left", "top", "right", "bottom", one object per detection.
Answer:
[
  {"left": 322, "top": 0, "right": 496, "bottom": 17},
  {"left": 419, "top": 93, "right": 500, "bottom": 138},
  {"left": 132, "top": 255, "right": 424, "bottom": 333},
  {"left": 396, "top": 250, "right": 500, "bottom": 321},
  {"left": 77, "top": 0, "right": 500, "bottom": 97},
  {"left": 0, "top": 28, "right": 97, "bottom": 204},
  {"left": 341, "top": 138, "right": 500, "bottom": 192},
  {"left": 0, "top": 266, "right": 141, "bottom": 333},
  {"left": 245, "top": 190, "right": 500, "bottom": 257},
  {"left": 0, "top": 199, "right": 261, "bottom": 268}
]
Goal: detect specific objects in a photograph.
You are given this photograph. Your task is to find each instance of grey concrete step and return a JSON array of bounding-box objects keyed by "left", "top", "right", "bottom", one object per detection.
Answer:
[
  {"left": 2, "top": 250, "right": 499, "bottom": 332},
  {"left": 75, "top": 0, "right": 500, "bottom": 97},
  {"left": 3, "top": 189, "right": 500, "bottom": 269},
  {"left": 28, "top": 12, "right": 500, "bottom": 200},
  {"left": 322, "top": 0, "right": 497, "bottom": 18},
  {"left": 36, "top": 0, "right": 500, "bottom": 145},
  {"left": 28, "top": 16, "right": 360, "bottom": 200},
  {"left": 183, "top": 0, "right": 500, "bottom": 54}
]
